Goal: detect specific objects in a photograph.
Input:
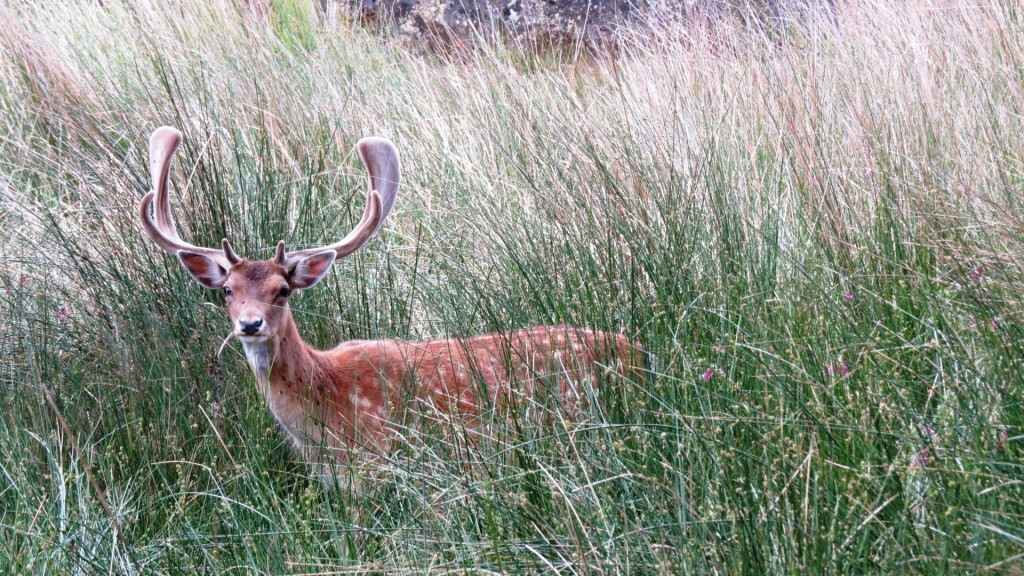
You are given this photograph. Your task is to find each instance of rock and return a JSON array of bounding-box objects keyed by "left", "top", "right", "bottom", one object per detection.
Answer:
[
  {"left": 337, "top": 0, "right": 663, "bottom": 49},
  {"left": 321, "top": 0, "right": 812, "bottom": 51}
]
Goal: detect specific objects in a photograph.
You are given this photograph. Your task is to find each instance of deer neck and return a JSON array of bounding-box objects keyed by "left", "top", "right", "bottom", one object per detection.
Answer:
[{"left": 240, "top": 311, "right": 316, "bottom": 391}]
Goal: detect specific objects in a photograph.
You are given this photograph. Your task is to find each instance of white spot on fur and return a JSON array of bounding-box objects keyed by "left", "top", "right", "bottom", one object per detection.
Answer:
[{"left": 348, "top": 388, "right": 361, "bottom": 408}]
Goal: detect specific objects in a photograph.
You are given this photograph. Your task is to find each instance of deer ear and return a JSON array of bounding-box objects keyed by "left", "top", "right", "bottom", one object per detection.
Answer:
[
  {"left": 178, "top": 251, "right": 228, "bottom": 289},
  {"left": 289, "top": 252, "right": 337, "bottom": 289}
]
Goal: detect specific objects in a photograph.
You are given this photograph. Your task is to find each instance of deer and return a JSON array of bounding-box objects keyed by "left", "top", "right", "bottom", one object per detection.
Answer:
[{"left": 139, "top": 126, "right": 646, "bottom": 481}]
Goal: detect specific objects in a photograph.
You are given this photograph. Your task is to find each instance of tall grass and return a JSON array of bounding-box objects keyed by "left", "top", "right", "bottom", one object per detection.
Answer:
[{"left": 0, "top": 0, "right": 1021, "bottom": 572}]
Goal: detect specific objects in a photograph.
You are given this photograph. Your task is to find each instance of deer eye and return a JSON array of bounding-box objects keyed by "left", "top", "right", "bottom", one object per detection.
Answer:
[
  {"left": 223, "top": 287, "right": 233, "bottom": 297},
  {"left": 278, "top": 287, "right": 292, "bottom": 299}
]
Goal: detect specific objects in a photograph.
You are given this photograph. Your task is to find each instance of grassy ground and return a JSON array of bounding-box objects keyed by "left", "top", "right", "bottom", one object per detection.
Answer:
[{"left": 0, "top": 0, "right": 1022, "bottom": 573}]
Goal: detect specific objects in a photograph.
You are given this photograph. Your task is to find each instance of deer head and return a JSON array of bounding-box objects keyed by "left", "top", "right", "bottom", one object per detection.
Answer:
[{"left": 139, "top": 126, "right": 399, "bottom": 344}]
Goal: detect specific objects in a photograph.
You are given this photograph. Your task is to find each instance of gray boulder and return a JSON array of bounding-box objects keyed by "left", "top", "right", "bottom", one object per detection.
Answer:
[
  {"left": 342, "top": 0, "right": 666, "bottom": 49},
  {"left": 325, "top": 0, "right": 813, "bottom": 51}
]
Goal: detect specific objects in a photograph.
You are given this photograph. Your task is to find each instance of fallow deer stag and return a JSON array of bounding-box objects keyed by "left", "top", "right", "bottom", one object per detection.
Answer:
[{"left": 140, "top": 126, "right": 645, "bottom": 480}]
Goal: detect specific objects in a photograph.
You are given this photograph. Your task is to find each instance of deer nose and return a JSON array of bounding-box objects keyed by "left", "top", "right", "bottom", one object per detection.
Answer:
[{"left": 238, "top": 318, "right": 264, "bottom": 336}]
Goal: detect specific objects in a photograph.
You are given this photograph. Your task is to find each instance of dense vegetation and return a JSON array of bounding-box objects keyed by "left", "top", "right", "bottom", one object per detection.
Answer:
[{"left": 0, "top": 0, "right": 1021, "bottom": 572}]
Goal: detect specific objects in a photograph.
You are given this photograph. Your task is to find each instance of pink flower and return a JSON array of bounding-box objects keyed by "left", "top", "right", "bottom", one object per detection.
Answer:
[
  {"left": 702, "top": 368, "right": 713, "bottom": 382},
  {"left": 972, "top": 268, "right": 982, "bottom": 280},
  {"left": 57, "top": 306, "right": 73, "bottom": 322},
  {"left": 911, "top": 448, "right": 930, "bottom": 469},
  {"left": 844, "top": 290, "right": 853, "bottom": 302},
  {"left": 828, "top": 362, "right": 850, "bottom": 376}
]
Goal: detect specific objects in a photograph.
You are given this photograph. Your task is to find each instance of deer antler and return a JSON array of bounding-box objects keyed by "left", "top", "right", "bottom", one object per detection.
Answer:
[
  {"left": 139, "top": 126, "right": 238, "bottom": 269},
  {"left": 279, "top": 136, "right": 399, "bottom": 269},
  {"left": 140, "top": 128, "right": 399, "bottom": 273}
]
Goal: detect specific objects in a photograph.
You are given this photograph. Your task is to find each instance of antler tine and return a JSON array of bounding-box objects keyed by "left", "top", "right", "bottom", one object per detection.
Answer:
[
  {"left": 274, "top": 240, "right": 286, "bottom": 265},
  {"left": 282, "top": 137, "right": 399, "bottom": 269},
  {"left": 222, "top": 238, "right": 241, "bottom": 265},
  {"left": 150, "top": 127, "right": 181, "bottom": 238},
  {"left": 140, "top": 126, "right": 236, "bottom": 269},
  {"left": 357, "top": 136, "right": 400, "bottom": 237}
]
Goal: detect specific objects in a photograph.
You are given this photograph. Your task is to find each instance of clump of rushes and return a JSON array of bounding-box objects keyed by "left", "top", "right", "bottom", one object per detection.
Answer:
[{"left": 0, "top": 0, "right": 1021, "bottom": 573}]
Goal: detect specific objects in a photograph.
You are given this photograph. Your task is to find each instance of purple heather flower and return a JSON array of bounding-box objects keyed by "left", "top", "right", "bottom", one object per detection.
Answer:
[
  {"left": 911, "top": 448, "right": 930, "bottom": 469},
  {"left": 57, "top": 305, "right": 73, "bottom": 322},
  {"left": 828, "top": 362, "right": 849, "bottom": 376},
  {"left": 702, "top": 368, "right": 713, "bottom": 382}
]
